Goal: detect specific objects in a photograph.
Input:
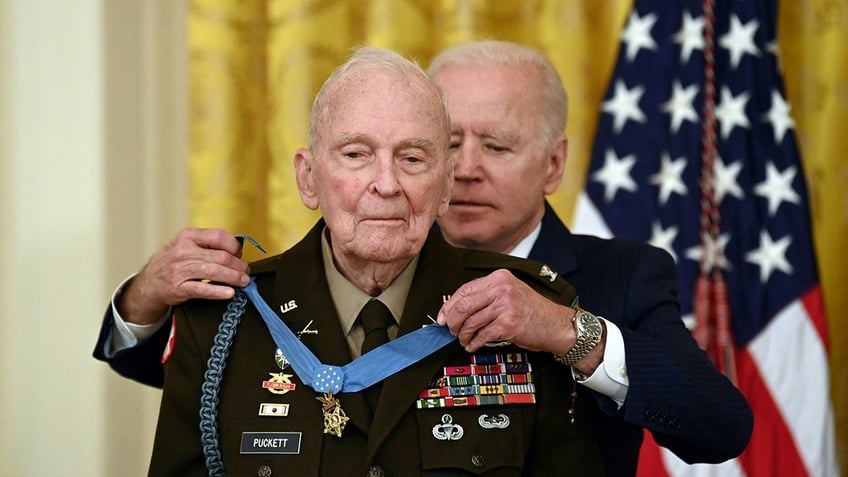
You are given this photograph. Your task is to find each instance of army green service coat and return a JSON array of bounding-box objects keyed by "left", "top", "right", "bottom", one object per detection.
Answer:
[{"left": 148, "top": 220, "right": 604, "bottom": 477}]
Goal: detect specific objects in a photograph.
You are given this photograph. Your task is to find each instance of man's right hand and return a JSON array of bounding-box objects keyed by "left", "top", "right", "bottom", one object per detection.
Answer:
[{"left": 118, "top": 227, "right": 251, "bottom": 325}]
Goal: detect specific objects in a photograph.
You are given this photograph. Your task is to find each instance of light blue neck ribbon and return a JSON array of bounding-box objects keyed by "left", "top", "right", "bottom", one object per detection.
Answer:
[
  {"left": 200, "top": 236, "right": 456, "bottom": 476},
  {"left": 242, "top": 278, "right": 456, "bottom": 393}
]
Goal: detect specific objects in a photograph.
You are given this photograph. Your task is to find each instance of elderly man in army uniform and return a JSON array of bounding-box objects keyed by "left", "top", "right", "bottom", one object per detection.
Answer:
[{"left": 144, "top": 46, "right": 603, "bottom": 477}]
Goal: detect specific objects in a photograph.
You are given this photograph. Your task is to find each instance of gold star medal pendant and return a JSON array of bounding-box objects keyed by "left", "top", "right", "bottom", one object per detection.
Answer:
[
  {"left": 312, "top": 366, "right": 349, "bottom": 437},
  {"left": 316, "top": 391, "right": 349, "bottom": 437}
]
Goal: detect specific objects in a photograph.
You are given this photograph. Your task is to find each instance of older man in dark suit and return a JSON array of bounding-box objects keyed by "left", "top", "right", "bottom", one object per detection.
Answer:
[{"left": 427, "top": 41, "right": 752, "bottom": 476}]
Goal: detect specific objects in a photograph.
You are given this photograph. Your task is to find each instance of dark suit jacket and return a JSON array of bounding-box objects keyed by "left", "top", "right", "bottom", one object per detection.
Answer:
[
  {"left": 146, "top": 221, "right": 604, "bottom": 476},
  {"left": 527, "top": 203, "right": 752, "bottom": 476}
]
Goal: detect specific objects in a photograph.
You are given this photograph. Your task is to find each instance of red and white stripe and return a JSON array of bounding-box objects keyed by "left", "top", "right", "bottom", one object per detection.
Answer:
[{"left": 576, "top": 195, "right": 838, "bottom": 477}]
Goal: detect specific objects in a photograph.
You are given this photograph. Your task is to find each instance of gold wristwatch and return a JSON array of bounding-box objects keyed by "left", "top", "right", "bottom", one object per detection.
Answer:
[{"left": 554, "top": 307, "right": 604, "bottom": 367}]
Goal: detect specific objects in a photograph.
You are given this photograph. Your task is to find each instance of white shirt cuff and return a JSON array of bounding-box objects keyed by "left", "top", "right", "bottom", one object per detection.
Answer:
[
  {"left": 103, "top": 274, "right": 170, "bottom": 358},
  {"left": 572, "top": 317, "right": 629, "bottom": 408}
]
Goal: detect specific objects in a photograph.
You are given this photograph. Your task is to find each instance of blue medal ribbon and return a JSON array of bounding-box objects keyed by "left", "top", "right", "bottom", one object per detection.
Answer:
[{"left": 242, "top": 277, "right": 457, "bottom": 393}]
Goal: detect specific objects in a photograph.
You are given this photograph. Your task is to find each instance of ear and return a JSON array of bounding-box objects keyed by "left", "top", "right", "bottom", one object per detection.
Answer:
[
  {"left": 294, "top": 148, "right": 320, "bottom": 210},
  {"left": 543, "top": 135, "right": 567, "bottom": 195}
]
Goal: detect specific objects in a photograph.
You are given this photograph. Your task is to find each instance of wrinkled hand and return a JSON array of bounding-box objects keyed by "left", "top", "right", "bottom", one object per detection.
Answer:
[
  {"left": 118, "top": 227, "right": 250, "bottom": 325},
  {"left": 437, "top": 269, "right": 576, "bottom": 354}
]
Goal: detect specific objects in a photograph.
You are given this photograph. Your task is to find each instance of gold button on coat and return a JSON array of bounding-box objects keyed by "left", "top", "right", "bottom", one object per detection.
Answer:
[
  {"left": 257, "top": 464, "right": 272, "bottom": 477},
  {"left": 366, "top": 465, "right": 385, "bottom": 477}
]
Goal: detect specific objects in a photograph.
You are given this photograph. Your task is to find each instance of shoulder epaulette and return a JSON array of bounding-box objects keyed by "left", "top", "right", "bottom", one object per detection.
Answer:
[
  {"left": 248, "top": 254, "right": 283, "bottom": 275},
  {"left": 460, "top": 249, "right": 575, "bottom": 301}
]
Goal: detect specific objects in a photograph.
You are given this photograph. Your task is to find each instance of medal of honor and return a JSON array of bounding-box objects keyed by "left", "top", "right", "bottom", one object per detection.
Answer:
[
  {"left": 316, "top": 391, "right": 349, "bottom": 437},
  {"left": 237, "top": 277, "right": 455, "bottom": 441}
]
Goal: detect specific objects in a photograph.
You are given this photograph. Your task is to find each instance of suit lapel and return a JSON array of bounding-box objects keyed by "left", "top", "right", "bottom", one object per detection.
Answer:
[{"left": 529, "top": 201, "right": 579, "bottom": 276}]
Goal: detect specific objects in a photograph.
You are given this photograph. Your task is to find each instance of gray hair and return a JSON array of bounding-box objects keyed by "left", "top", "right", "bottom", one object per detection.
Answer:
[
  {"left": 308, "top": 46, "right": 451, "bottom": 151},
  {"left": 428, "top": 40, "right": 568, "bottom": 147}
]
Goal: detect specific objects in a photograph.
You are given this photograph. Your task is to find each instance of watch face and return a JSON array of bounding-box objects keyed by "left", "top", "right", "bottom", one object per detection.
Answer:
[{"left": 579, "top": 312, "right": 603, "bottom": 339}]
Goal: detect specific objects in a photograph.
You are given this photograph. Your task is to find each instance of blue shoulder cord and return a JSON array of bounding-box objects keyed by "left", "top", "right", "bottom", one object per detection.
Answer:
[
  {"left": 199, "top": 235, "right": 263, "bottom": 476},
  {"left": 199, "top": 289, "right": 247, "bottom": 477},
  {"left": 195, "top": 236, "right": 457, "bottom": 475}
]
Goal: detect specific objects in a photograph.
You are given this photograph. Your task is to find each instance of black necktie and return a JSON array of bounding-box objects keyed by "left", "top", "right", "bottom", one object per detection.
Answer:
[
  {"left": 358, "top": 299, "right": 393, "bottom": 413},
  {"left": 360, "top": 299, "right": 393, "bottom": 355}
]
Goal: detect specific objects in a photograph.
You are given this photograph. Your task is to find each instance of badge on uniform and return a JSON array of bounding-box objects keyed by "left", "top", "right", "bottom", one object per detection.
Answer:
[
  {"left": 274, "top": 348, "right": 290, "bottom": 370},
  {"left": 258, "top": 403, "right": 290, "bottom": 417},
  {"left": 263, "top": 347, "right": 299, "bottom": 395},
  {"left": 432, "top": 414, "right": 464, "bottom": 441},
  {"left": 280, "top": 300, "right": 298, "bottom": 314},
  {"left": 316, "top": 391, "right": 349, "bottom": 437},
  {"left": 539, "top": 264, "right": 558, "bottom": 282},
  {"left": 262, "top": 372, "right": 297, "bottom": 395},
  {"left": 478, "top": 413, "right": 510, "bottom": 429}
]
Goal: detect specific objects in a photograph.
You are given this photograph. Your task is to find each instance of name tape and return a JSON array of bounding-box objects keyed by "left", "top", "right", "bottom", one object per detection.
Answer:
[{"left": 240, "top": 432, "right": 302, "bottom": 454}]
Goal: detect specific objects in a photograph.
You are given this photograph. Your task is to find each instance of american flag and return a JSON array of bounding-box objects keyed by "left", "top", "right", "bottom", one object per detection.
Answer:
[{"left": 573, "top": 0, "right": 839, "bottom": 476}]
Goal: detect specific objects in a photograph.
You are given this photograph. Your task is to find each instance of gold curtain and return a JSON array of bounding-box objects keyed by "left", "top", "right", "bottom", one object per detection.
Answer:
[
  {"left": 779, "top": 3, "right": 848, "bottom": 472},
  {"left": 188, "top": 0, "right": 847, "bottom": 469}
]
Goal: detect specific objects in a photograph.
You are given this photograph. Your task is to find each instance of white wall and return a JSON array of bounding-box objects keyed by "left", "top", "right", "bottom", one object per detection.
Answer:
[{"left": 0, "top": 1, "right": 186, "bottom": 475}]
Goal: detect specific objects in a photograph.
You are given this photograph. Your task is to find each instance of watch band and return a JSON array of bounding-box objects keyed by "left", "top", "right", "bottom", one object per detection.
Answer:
[{"left": 554, "top": 307, "right": 603, "bottom": 367}]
